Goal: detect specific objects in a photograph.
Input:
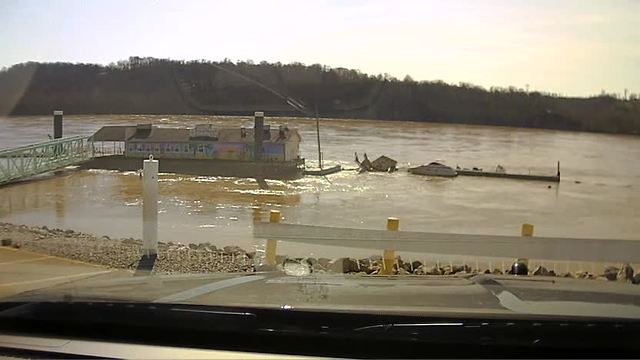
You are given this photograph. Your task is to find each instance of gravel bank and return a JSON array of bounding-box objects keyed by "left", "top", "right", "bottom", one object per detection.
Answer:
[
  {"left": 1, "top": 222, "right": 638, "bottom": 283},
  {"left": 0, "top": 222, "right": 253, "bottom": 274}
]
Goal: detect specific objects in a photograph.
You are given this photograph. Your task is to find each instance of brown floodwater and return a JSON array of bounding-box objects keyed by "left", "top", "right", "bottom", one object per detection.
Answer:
[{"left": 1, "top": 115, "right": 639, "bottom": 262}]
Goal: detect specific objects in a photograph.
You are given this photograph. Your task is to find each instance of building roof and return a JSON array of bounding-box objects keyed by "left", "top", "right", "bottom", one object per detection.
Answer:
[
  {"left": 88, "top": 126, "right": 136, "bottom": 142},
  {"left": 217, "top": 128, "right": 301, "bottom": 143},
  {"left": 90, "top": 124, "right": 301, "bottom": 144},
  {"left": 129, "top": 127, "right": 191, "bottom": 142}
]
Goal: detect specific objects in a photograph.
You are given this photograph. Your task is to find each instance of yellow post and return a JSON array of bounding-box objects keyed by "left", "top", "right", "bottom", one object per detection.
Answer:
[
  {"left": 265, "top": 210, "right": 280, "bottom": 265},
  {"left": 521, "top": 223, "right": 534, "bottom": 237},
  {"left": 381, "top": 217, "right": 399, "bottom": 275},
  {"left": 520, "top": 224, "right": 533, "bottom": 273}
]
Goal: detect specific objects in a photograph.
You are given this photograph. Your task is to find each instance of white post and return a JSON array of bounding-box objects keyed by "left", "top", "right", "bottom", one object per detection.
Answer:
[{"left": 143, "top": 155, "right": 158, "bottom": 256}]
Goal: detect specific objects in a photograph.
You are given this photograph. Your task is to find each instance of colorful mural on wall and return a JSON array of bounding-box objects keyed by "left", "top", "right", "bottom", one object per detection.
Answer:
[{"left": 127, "top": 141, "right": 286, "bottom": 161}]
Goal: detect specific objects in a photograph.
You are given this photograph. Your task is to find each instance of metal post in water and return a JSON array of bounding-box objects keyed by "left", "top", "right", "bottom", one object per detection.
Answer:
[
  {"left": 254, "top": 111, "right": 264, "bottom": 161},
  {"left": 315, "top": 103, "right": 323, "bottom": 170},
  {"left": 53, "top": 110, "right": 63, "bottom": 139},
  {"left": 143, "top": 155, "right": 159, "bottom": 257}
]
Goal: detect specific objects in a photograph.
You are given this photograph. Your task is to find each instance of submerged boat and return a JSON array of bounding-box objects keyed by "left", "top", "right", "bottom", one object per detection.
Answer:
[
  {"left": 85, "top": 112, "right": 305, "bottom": 180},
  {"left": 355, "top": 153, "right": 397, "bottom": 173},
  {"left": 408, "top": 162, "right": 458, "bottom": 177}
]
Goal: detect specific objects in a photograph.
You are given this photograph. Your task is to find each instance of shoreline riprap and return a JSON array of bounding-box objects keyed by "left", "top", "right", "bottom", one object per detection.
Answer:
[
  {"left": 0, "top": 222, "right": 253, "bottom": 274},
  {"left": 1, "top": 222, "right": 638, "bottom": 283}
]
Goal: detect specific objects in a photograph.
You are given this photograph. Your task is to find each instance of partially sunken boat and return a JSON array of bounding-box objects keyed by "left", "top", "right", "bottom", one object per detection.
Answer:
[
  {"left": 408, "top": 162, "right": 458, "bottom": 177},
  {"left": 84, "top": 112, "right": 304, "bottom": 180},
  {"left": 355, "top": 153, "right": 397, "bottom": 173}
]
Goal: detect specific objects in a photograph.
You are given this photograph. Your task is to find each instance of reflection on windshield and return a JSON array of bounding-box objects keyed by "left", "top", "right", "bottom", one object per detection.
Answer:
[{"left": 0, "top": 1, "right": 639, "bottom": 327}]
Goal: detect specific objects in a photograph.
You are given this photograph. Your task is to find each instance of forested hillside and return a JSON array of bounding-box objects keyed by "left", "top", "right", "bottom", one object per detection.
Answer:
[{"left": 1, "top": 57, "right": 638, "bottom": 134}]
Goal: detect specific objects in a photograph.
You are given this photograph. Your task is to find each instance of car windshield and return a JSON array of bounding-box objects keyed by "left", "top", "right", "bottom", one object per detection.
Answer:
[{"left": 1, "top": 0, "right": 639, "bottom": 322}]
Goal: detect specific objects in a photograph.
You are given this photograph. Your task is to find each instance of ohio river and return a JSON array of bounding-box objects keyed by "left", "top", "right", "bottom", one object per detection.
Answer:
[{"left": 1, "top": 115, "right": 639, "bottom": 261}]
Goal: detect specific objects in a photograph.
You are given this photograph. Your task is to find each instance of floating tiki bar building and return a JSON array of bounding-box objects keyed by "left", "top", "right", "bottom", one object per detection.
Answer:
[{"left": 85, "top": 112, "right": 305, "bottom": 180}]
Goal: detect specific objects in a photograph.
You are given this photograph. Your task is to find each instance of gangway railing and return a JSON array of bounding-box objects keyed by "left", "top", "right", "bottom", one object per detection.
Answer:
[{"left": 0, "top": 136, "right": 94, "bottom": 186}]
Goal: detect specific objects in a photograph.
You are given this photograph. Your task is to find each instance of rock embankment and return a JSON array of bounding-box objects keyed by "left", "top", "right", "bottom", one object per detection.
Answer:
[
  {"left": 1, "top": 222, "right": 638, "bottom": 283},
  {"left": 0, "top": 223, "right": 253, "bottom": 274},
  {"left": 283, "top": 256, "right": 640, "bottom": 283}
]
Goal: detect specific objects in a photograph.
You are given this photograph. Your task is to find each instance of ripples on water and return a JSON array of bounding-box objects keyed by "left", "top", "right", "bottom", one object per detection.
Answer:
[{"left": 0, "top": 115, "right": 639, "bottom": 258}]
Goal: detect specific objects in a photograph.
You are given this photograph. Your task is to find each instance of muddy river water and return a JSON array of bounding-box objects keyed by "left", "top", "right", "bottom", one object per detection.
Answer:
[{"left": 1, "top": 115, "right": 639, "bottom": 263}]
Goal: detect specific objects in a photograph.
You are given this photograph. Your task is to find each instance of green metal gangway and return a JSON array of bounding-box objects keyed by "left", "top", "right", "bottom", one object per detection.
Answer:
[{"left": 0, "top": 136, "right": 94, "bottom": 186}]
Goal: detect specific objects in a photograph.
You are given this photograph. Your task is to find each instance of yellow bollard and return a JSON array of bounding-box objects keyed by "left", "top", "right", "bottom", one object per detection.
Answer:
[
  {"left": 265, "top": 210, "right": 280, "bottom": 265},
  {"left": 381, "top": 217, "right": 399, "bottom": 275},
  {"left": 519, "top": 224, "right": 533, "bottom": 274}
]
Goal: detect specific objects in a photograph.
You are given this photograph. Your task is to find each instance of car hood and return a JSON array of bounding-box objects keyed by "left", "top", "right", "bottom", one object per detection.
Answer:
[{"left": 4, "top": 271, "right": 640, "bottom": 320}]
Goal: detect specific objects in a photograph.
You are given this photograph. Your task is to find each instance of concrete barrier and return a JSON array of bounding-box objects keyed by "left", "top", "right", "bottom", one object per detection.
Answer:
[{"left": 254, "top": 221, "right": 640, "bottom": 264}]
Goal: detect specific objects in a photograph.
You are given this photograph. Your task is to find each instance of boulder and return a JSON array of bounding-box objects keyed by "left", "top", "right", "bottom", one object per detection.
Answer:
[
  {"left": 366, "top": 264, "right": 381, "bottom": 275},
  {"left": 533, "top": 266, "right": 550, "bottom": 276},
  {"left": 452, "top": 265, "right": 472, "bottom": 274},
  {"left": 188, "top": 243, "right": 199, "bottom": 250},
  {"left": 510, "top": 260, "right": 529, "bottom": 276},
  {"left": 283, "top": 259, "right": 311, "bottom": 276},
  {"left": 401, "top": 262, "right": 413, "bottom": 273},
  {"left": 425, "top": 265, "right": 442, "bottom": 275},
  {"left": 329, "top": 258, "right": 359, "bottom": 273},
  {"left": 312, "top": 263, "right": 327, "bottom": 272},
  {"left": 411, "top": 261, "right": 423, "bottom": 270},
  {"left": 575, "top": 271, "right": 590, "bottom": 279},
  {"left": 1, "top": 238, "right": 11, "bottom": 247},
  {"left": 603, "top": 266, "right": 619, "bottom": 281},
  {"left": 223, "top": 245, "right": 244, "bottom": 254},
  {"left": 318, "top": 258, "right": 332, "bottom": 269},
  {"left": 441, "top": 265, "right": 452, "bottom": 275},
  {"left": 491, "top": 269, "right": 503, "bottom": 275},
  {"left": 397, "top": 268, "right": 410, "bottom": 275},
  {"left": 633, "top": 273, "right": 640, "bottom": 285},
  {"left": 618, "top": 264, "right": 634, "bottom": 282}
]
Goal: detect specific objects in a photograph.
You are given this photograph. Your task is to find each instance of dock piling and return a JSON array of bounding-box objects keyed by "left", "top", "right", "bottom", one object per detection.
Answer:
[
  {"left": 53, "top": 110, "right": 63, "bottom": 139},
  {"left": 142, "top": 155, "right": 158, "bottom": 257}
]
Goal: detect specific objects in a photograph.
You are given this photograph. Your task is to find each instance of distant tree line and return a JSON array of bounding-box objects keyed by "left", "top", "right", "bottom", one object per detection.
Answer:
[{"left": 0, "top": 57, "right": 638, "bottom": 134}]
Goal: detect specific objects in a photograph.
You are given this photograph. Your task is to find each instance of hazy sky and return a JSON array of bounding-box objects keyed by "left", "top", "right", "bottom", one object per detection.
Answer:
[{"left": 1, "top": 0, "right": 638, "bottom": 97}]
